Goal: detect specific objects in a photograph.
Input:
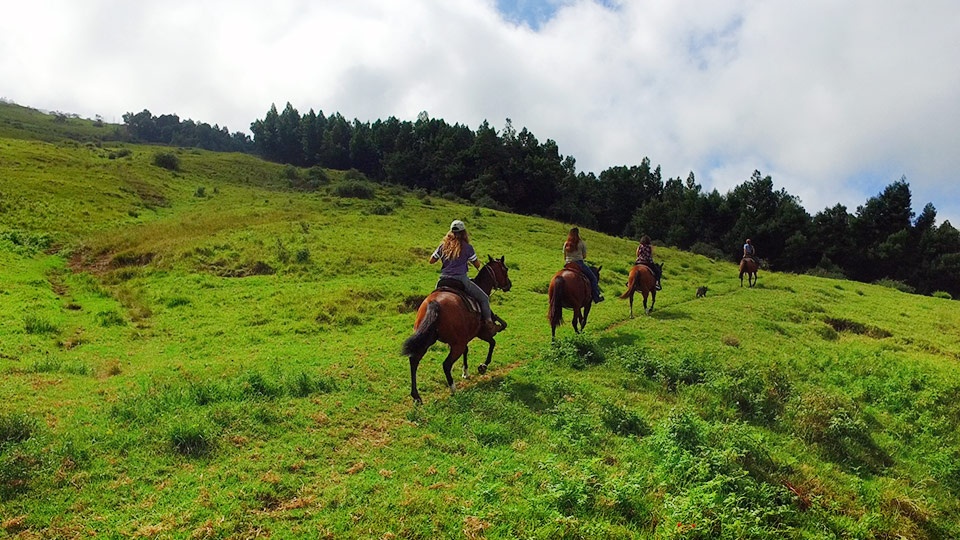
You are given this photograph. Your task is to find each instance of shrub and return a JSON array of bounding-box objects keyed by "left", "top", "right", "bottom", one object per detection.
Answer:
[
  {"left": 369, "top": 202, "right": 395, "bottom": 215},
  {"left": 721, "top": 335, "right": 740, "bottom": 347},
  {"left": 0, "top": 229, "right": 52, "bottom": 254},
  {"left": 932, "top": 290, "right": 952, "bottom": 300},
  {"left": 601, "top": 402, "right": 652, "bottom": 437},
  {"left": 343, "top": 168, "right": 368, "bottom": 182},
  {"left": 710, "top": 366, "right": 791, "bottom": 424},
  {"left": 194, "top": 186, "right": 206, "bottom": 197},
  {"left": 546, "top": 334, "right": 605, "bottom": 369},
  {"left": 289, "top": 166, "right": 328, "bottom": 191},
  {"left": 786, "top": 390, "right": 890, "bottom": 471},
  {"left": 623, "top": 349, "right": 710, "bottom": 392},
  {"left": 872, "top": 278, "right": 916, "bottom": 294},
  {"left": 550, "top": 397, "right": 603, "bottom": 450},
  {"left": 307, "top": 166, "right": 329, "bottom": 183},
  {"left": 295, "top": 248, "right": 311, "bottom": 264},
  {"left": 153, "top": 151, "right": 180, "bottom": 171},
  {"left": 333, "top": 180, "right": 376, "bottom": 199}
]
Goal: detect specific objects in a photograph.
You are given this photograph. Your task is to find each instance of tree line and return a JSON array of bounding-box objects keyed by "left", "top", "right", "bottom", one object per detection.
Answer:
[
  {"left": 122, "top": 110, "right": 254, "bottom": 153},
  {"left": 125, "top": 103, "right": 960, "bottom": 298}
]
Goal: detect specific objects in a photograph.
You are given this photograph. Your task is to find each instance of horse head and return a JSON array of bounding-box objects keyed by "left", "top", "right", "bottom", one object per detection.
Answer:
[
  {"left": 485, "top": 255, "right": 512, "bottom": 292},
  {"left": 590, "top": 265, "right": 602, "bottom": 280}
]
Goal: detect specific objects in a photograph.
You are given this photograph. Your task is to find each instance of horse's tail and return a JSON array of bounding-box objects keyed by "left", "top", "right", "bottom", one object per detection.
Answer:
[
  {"left": 548, "top": 277, "right": 564, "bottom": 328},
  {"left": 402, "top": 301, "right": 440, "bottom": 359},
  {"left": 620, "top": 268, "right": 638, "bottom": 299}
]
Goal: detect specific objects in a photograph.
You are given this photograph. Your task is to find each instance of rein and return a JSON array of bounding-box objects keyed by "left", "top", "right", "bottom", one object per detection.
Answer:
[{"left": 474, "top": 263, "right": 501, "bottom": 293}]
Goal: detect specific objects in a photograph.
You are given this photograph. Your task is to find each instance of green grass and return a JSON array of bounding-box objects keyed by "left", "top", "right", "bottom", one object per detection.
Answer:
[{"left": 2, "top": 127, "right": 960, "bottom": 538}]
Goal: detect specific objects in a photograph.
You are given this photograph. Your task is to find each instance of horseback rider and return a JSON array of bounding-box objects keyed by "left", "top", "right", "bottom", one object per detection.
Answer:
[
  {"left": 742, "top": 238, "right": 756, "bottom": 261},
  {"left": 635, "top": 235, "right": 663, "bottom": 290},
  {"left": 563, "top": 227, "right": 603, "bottom": 302},
  {"left": 429, "top": 220, "right": 498, "bottom": 335}
]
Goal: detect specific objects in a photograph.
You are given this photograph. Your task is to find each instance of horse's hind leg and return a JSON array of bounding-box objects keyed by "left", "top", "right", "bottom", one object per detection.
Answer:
[
  {"left": 572, "top": 307, "right": 582, "bottom": 333},
  {"left": 461, "top": 344, "right": 469, "bottom": 379},
  {"left": 409, "top": 356, "right": 423, "bottom": 405}
]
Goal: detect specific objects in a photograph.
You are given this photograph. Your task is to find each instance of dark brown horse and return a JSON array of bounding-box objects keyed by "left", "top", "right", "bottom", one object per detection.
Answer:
[
  {"left": 547, "top": 263, "right": 601, "bottom": 339},
  {"left": 402, "top": 256, "right": 512, "bottom": 405},
  {"left": 620, "top": 263, "right": 661, "bottom": 317},
  {"left": 739, "top": 257, "right": 758, "bottom": 287}
]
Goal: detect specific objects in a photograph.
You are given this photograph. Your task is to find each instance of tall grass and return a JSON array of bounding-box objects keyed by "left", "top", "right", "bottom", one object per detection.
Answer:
[{"left": 1, "top": 125, "right": 959, "bottom": 537}]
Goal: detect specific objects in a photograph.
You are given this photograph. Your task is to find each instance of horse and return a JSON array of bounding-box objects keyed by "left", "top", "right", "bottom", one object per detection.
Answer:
[
  {"left": 739, "top": 257, "right": 758, "bottom": 287},
  {"left": 401, "top": 256, "right": 512, "bottom": 405},
  {"left": 620, "top": 263, "right": 661, "bottom": 317},
  {"left": 547, "top": 263, "right": 601, "bottom": 339}
]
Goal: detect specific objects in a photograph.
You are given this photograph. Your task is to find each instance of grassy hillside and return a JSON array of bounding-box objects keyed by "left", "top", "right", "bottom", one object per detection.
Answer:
[
  {"left": 0, "top": 101, "right": 125, "bottom": 144},
  {"left": 2, "top": 125, "right": 960, "bottom": 538}
]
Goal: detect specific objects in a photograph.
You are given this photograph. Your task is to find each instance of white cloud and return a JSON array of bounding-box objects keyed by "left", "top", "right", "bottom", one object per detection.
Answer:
[{"left": 2, "top": 0, "right": 959, "bottom": 224}]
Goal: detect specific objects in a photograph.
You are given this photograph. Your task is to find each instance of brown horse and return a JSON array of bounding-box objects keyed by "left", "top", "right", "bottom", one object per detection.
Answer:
[
  {"left": 547, "top": 263, "right": 601, "bottom": 339},
  {"left": 620, "top": 263, "right": 661, "bottom": 317},
  {"left": 739, "top": 257, "right": 758, "bottom": 287},
  {"left": 402, "top": 256, "right": 512, "bottom": 405}
]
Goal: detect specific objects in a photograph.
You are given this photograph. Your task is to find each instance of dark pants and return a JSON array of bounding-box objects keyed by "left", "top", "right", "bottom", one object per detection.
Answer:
[
  {"left": 637, "top": 260, "right": 662, "bottom": 283},
  {"left": 574, "top": 260, "right": 602, "bottom": 300}
]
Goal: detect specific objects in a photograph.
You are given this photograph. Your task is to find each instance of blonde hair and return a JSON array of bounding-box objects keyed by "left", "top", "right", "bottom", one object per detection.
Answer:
[
  {"left": 440, "top": 230, "right": 469, "bottom": 260},
  {"left": 564, "top": 227, "right": 581, "bottom": 254}
]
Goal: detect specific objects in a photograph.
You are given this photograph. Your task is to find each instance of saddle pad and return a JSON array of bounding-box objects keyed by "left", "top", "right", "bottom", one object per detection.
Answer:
[{"left": 435, "top": 286, "right": 481, "bottom": 315}]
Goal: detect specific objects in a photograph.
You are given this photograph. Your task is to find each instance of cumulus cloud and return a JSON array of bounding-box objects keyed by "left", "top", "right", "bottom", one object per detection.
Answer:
[{"left": 2, "top": 0, "right": 958, "bottom": 223}]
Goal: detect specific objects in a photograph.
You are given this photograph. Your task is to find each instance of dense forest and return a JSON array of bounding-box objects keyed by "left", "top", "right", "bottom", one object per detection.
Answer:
[
  {"left": 123, "top": 104, "right": 960, "bottom": 298},
  {"left": 122, "top": 109, "right": 254, "bottom": 153}
]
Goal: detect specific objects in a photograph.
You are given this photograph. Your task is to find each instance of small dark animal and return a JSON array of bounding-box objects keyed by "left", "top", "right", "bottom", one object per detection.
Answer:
[{"left": 696, "top": 286, "right": 708, "bottom": 298}]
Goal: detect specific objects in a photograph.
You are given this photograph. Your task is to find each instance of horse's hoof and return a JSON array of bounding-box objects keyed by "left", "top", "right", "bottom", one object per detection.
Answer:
[
  {"left": 478, "top": 364, "right": 487, "bottom": 375},
  {"left": 413, "top": 397, "right": 423, "bottom": 406}
]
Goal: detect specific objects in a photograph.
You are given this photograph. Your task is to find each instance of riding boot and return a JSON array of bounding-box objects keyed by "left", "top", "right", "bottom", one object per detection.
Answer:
[{"left": 484, "top": 319, "right": 499, "bottom": 335}]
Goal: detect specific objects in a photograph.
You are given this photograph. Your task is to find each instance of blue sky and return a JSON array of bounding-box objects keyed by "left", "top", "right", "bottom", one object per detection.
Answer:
[{"left": 2, "top": 0, "right": 959, "bottom": 225}]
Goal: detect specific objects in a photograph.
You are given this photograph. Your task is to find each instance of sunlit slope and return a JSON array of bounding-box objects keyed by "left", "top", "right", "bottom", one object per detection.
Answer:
[{"left": 2, "top": 134, "right": 959, "bottom": 538}]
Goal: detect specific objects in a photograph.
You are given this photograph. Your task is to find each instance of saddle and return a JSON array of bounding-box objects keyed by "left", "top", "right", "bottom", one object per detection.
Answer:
[
  {"left": 563, "top": 262, "right": 592, "bottom": 287},
  {"left": 435, "top": 278, "right": 481, "bottom": 315}
]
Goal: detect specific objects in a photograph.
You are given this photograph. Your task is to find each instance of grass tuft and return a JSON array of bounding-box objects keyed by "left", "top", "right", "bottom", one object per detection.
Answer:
[
  {"left": 23, "top": 315, "right": 58, "bottom": 335},
  {"left": 168, "top": 422, "right": 217, "bottom": 457}
]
